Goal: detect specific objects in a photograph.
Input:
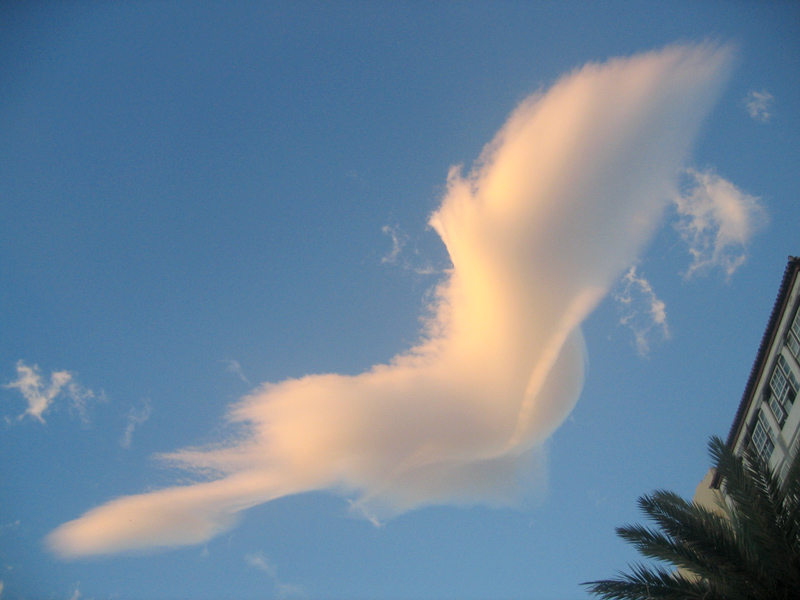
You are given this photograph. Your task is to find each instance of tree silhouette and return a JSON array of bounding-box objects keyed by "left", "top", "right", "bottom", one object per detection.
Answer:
[{"left": 584, "top": 436, "right": 800, "bottom": 600}]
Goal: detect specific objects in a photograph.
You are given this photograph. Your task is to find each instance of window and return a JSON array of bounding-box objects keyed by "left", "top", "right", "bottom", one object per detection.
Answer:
[
  {"left": 751, "top": 409, "right": 775, "bottom": 462},
  {"left": 767, "top": 354, "right": 799, "bottom": 427},
  {"left": 789, "top": 307, "right": 800, "bottom": 359}
]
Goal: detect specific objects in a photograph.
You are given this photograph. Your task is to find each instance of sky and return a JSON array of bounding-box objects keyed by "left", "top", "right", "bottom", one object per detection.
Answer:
[{"left": 0, "top": 2, "right": 798, "bottom": 599}]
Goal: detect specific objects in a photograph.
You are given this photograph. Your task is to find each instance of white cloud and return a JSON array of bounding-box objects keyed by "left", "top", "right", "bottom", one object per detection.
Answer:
[
  {"left": 674, "top": 168, "right": 766, "bottom": 279},
  {"left": 3, "top": 361, "right": 100, "bottom": 424},
  {"left": 381, "top": 224, "right": 408, "bottom": 265},
  {"left": 47, "top": 43, "right": 735, "bottom": 558},
  {"left": 68, "top": 582, "right": 81, "bottom": 600},
  {"left": 381, "top": 224, "right": 437, "bottom": 275},
  {"left": 245, "top": 552, "right": 306, "bottom": 599},
  {"left": 120, "top": 399, "right": 153, "bottom": 449},
  {"left": 222, "top": 359, "right": 251, "bottom": 386},
  {"left": 614, "top": 266, "right": 670, "bottom": 355},
  {"left": 0, "top": 520, "right": 20, "bottom": 533},
  {"left": 67, "top": 382, "right": 103, "bottom": 425},
  {"left": 745, "top": 90, "right": 773, "bottom": 122},
  {"left": 0, "top": 580, "right": 3, "bottom": 599}
]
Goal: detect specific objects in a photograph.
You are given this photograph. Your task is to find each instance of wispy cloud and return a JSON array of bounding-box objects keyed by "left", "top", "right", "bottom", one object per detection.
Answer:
[
  {"left": 381, "top": 224, "right": 408, "bottom": 265},
  {"left": 3, "top": 361, "right": 101, "bottom": 424},
  {"left": 381, "top": 224, "right": 437, "bottom": 275},
  {"left": 745, "top": 90, "right": 773, "bottom": 122},
  {"left": 48, "top": 43, "right": 735, "bottom": 558},
  {"left": 67, "top": 382, "right": 101, "bottom": 425},
  {"left": 245, "top": 552, "right": 306, "bottom": 599},
  {"left": 0, "top": 520, "right": 21, "bottom": 537},
  {"left": 120, "top": 399, "right": 153, "bottom": 449},
  {"left": 68, "top": 582, "right": 81, "bottom": 600},
  {"left": 614, "top": 266, "right": 670, "bottom": 355},
  {"left": 222, "top": 359, "right": 251, "bottom": 386},
  {"left": 674, "top": 168, "right": 766, "bottom": 279}
]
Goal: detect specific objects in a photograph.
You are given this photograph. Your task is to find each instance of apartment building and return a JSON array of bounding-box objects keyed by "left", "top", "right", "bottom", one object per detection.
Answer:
[{"left": 695, "top": 255, "right": 800, "bottom": 507}]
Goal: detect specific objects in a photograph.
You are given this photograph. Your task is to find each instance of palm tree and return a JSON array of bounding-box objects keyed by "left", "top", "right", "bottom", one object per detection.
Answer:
[{"left": 583, "top": 436, "right": 800, "bottom": 600}]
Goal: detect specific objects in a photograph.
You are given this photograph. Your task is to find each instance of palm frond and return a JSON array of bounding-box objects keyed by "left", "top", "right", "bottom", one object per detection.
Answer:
[
  {"left": 585, "top": 436, "right": 800, "bottom": 600},
  {"left": 621, "top": 492, "right": 770, "bottom": 598},
  {"left": 710, "top": 437, "right": 800, "bottom": 592},
  {"left": 584, "top": 562, "right": 728, "bottom": 600},
  {"left": 782, "top": 444, "right": 800, "bottom": 557}
]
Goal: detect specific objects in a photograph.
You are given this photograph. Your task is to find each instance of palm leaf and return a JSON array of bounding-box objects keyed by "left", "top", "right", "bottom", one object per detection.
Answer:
[
  {"left": 584, "top": 436, "right": 800, "bottom": 600},
  {"left": 584, "top": 562, "right": 729, "bottom": 600}
]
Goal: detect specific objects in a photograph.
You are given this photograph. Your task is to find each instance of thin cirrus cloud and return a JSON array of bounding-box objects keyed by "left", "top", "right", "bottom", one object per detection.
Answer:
[
  {"left": 222, "top": 359, "right": 252, "bottom": 386},
  {"left": 245, "top": 552, "right": 306, "bottom": 599},
  {"left": 48, "top": 43, "right": 736, "bottom": 558},
  {"left": 675, "top": 168, "right": 766, "bottom": 279},
  {"left": 381, "top": 224, "right": 408, "bottom": 265},
  {"left": 381, "top": 224, "right": 438, "bottom": 275},
  {"left": 3, "top": 360, "right": 100, "bottom": 424},
  {"left": 120, "top": 399, "right": 153, "bottom": 449},
  {"left": 614, "top": 265, "right": 670, "bottom": 356},
  {"left": 745, "top": 90, "right": 774, "bottom": 122},
  {"left": 67, "top": 583, "right": 80, "bottom": 600}
]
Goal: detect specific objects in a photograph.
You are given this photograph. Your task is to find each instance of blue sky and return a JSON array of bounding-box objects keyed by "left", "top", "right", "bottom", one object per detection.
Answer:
[{"left": 1, "top": 2, "right": 799, "bottom": 599}]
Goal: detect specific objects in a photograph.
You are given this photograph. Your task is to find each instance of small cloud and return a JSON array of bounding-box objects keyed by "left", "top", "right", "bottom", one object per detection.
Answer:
[
  {"left": 0, "top": 580, "right": 4, "bottom": 598},
  {"left": 381, "top": 224, "right": 439, "bottom": 275},
  {"left": 347, "top": 499, "right": 384, "bottom": 528},
  {"left": 745, "top": 90, "right": 774, "bottom": 122},
  {"left": 614, "top": 266, "right": 670, "bottom": 355},
  {"left": 381, "top": 224, "right": 408, "bottom": 265},
  {"left": 245, "top": 552, "right": 277, "bottom": 577},
  {"left": 222, "top": 359, "right": 251, "bottom": 386},
  {"left": 0, "top": 520, "right": 20, "bottom": 533},
  {"left": 120, "top": 399, "right": 152, "bottom": 449},
  {"left": 245, "top": 552, "right": 306, "bottom": 599},
  {"left": 410, "top": 263, "right": 438, "bottom": 276},
  {"left": 68, "top": 382, "right": 105, "bottom": 426},
  {"left": 3, "top": 361, "right": 101, "bottom": 424},
  {"left": 674, "top": 169, "right": 766, "bottom": 279},
  {"left": 68, "top": 582, "right": 80, "bottom": 600}
]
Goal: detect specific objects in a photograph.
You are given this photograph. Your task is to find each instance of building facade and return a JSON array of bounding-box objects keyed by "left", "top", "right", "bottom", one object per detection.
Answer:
[
  {"left": 726, "top": 255, "right": 800, "bottom": 480},
  {"left": 695, "top": 256, "right": 800, "bottom": 508}
]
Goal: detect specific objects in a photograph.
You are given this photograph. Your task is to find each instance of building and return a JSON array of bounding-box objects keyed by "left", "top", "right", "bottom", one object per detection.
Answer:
[{"left": 695, "top": 255, "right": 800, "bottom": 509}]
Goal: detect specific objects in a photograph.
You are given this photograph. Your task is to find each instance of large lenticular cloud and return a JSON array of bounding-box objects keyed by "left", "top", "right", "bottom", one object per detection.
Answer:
[{"left": 49, "top": 43, "right": 733, "bottom": 558}]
